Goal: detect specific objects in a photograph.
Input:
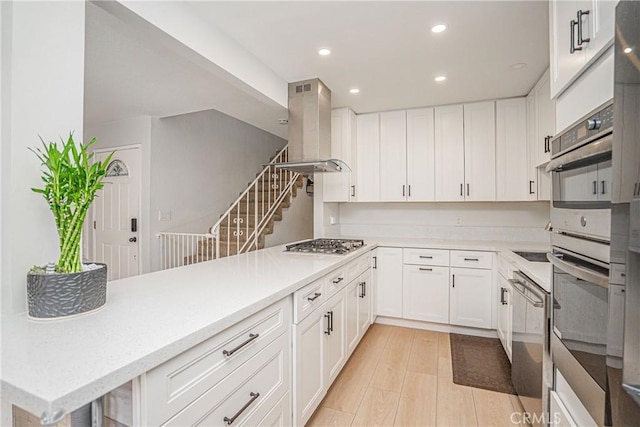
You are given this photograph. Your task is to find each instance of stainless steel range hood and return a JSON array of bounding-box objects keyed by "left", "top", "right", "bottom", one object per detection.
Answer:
[{"left": 273, "top": 78, "right": 349, "bottom": 174}]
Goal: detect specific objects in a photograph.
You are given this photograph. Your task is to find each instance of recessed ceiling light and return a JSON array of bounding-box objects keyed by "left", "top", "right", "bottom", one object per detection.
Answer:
[
  {"left": 509, "top": 62, "right": 527, "bottom": 71},
  {"left": 624, "top": 47, "right": 633, "bottom": 54},
  {"left": 431, "top": 24, "right": 447, "bottom": 33},
  {"left": 434, "top": 75, "right": 447, "bottom": 82},
  {"left": 318, "top": 48, "right": 331, "bottom": 56},
  {"left": 349, "top": 88, "right": 360, "bottom": 94}
]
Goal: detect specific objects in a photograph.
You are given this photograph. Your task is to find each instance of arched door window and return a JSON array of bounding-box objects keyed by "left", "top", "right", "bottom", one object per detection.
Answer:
[{"left": 105, "top": 159, "right": 129, "bottom": 177}]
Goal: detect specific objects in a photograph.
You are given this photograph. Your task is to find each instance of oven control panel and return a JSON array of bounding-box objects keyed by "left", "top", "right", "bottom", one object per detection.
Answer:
[{"left": 551, "top": 102, "right": 613, "bottom": 157}]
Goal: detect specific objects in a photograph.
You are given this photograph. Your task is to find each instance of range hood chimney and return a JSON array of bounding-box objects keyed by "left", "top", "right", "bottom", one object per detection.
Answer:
[{"left": 273, "top": 78, "right": 349, "bottom": 174}]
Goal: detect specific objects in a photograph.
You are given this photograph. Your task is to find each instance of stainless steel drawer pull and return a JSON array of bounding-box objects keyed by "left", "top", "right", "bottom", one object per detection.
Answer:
[
  {"left": 307, "top": 292, "right": 322, "bottom": 302},
  {"left": 332, "top": 277, "right": 344, "bottom": 284},
  {"left": 419, "top": 267, "right": 433, "bottom": 271},
  {"left": 464, "top": 258, "right": 479, "bottom": 261},
  {"left": 224, "top": 392, "right": 260, "bottom": 425},
  {"left": 419, "top": 255, "right": 433, "bottom": 259},
  {"left": 222, "top": 333, "right": 259, "bottom": 357}
]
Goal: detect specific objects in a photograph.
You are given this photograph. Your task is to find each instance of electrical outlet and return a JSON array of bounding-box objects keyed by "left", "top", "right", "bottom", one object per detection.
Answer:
[
  {"left": 456, "top": 216, "right": 463, "bottom": 226},
  {"left": 330, "top": 216, "right": 337, "bottom": 225},
  {"left": 158, "top": 210, "right": 172, "bottom": 221}
]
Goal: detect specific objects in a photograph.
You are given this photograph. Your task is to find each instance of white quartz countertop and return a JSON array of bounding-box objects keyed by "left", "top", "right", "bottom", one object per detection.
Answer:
[
  {"left": 1, "top": 243, "right": 374, "bottom": 419},
  {"left": 1, "top": 237, "right": 551, "bottom": 419}
]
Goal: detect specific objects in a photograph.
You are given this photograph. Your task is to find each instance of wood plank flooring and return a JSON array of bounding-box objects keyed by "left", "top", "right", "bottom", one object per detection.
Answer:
[{"left": 307, "top": 324, "right": 524, "bottom": 426}]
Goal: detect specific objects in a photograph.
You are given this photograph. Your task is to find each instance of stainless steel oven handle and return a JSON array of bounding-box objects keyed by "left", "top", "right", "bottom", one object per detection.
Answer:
[
  {"left": 547, "top": 252, "right": 609, "bottom": 288},
  {"left": 545, "top": 133, "right": 612, "bottom": 173},
  {"left": 508, "top": 278, "right": 544, "bottom": 308}
]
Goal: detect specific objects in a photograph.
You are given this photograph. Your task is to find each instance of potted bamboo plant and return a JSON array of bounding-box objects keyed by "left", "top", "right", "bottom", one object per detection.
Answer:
[{"left": 28, "top": 133, "right": 113, "bottom": 319}]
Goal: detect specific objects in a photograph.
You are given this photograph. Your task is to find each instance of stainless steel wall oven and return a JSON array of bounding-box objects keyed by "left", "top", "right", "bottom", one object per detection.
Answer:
[{"left": 547, "top": 102, "right": 614, "bottom": 426}]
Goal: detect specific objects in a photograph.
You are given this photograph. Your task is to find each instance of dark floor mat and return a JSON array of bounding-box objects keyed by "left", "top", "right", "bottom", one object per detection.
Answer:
[{"left": 450, "top": 333, "right": 516, "bottom": 395}]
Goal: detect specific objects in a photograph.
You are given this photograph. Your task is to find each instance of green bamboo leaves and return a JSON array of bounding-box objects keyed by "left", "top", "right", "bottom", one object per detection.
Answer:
[{"left": 30, "top": 133, "right": 113, "bottom": 273}]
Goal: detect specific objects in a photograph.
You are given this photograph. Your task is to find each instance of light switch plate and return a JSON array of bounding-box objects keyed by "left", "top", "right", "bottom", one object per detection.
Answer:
[{"left": 158, "top": 210, "right": 172, "bottom": 221}]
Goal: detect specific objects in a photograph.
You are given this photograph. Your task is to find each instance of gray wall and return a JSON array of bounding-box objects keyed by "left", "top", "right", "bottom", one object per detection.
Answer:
[{"left": 149, "top": 109, "right": 286, "bottom": 271}]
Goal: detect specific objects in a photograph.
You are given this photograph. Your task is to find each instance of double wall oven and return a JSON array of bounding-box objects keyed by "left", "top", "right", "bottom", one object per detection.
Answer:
[{"left": 546, "top": 102, "right": 614, "bottom": 426}]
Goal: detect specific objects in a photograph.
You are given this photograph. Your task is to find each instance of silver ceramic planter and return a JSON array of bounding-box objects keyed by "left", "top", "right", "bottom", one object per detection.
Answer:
[{"left": 27, "top": 263, "right": 107, "bottom": 320}]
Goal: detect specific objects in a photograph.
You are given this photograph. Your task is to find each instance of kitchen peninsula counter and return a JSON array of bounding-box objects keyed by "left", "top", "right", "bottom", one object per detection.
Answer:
[{"left": 1, "top": 236, "right": 550, "bottom": 420}]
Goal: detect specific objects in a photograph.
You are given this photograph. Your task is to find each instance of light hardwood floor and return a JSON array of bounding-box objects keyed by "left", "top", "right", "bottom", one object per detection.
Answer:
[{"left": 307, "top": 324, "right": 526, "bottom": 427}]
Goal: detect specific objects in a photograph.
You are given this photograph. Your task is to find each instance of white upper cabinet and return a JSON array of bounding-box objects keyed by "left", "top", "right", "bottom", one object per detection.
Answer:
[
  {"left": 355, "top": 113, "right": 381, "bottom": 201},
  {"left": 435, "top": 105, "right": 466, "bottom": 201},
  {"left": 380, "top": 111, "right": 408, "bottom": 201},
  {"left": 406, "top": 108, "right": 436, "bottom": 201},
  {"left": 550, "top": 0, "right": 617, "bottom": 98},
  {"left": 527, "top": 94, "right": 540, "bottom": 201},
  {"left": 534, "top": 70, "right": 555, "bottom": 167},
  {"left": 324, "top": 108, "right": 356, "bottom": 202},
  {"left": 463, "top": 101, "right": 496, "bottom": 201},
  {"left": 496, "top": 98, "right": 529, "bottom": 201}
]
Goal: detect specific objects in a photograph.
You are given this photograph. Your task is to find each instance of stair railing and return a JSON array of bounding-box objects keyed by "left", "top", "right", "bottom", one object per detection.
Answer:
[{"left": 210, "top": 146, "right": 300, "bottom": 258}]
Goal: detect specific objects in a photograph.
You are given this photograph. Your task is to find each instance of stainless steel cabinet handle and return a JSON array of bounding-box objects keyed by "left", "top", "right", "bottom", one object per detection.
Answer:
[
  {"left": 570, "top": 19, "right": 582, "bottom": 54},
  {"left": 329, "top": 310, "right": 334, "bottom": 332},
  {"left": 351, "top": 185, "right": 355, "bottom": 197},
  {"left": 464, "top": 257, "right": 479, "bottom": 261},
  {"left": 223, "top": 333, "right": 259, "bottom": 356},
  {"left": 452, "top": 274, "right": 455, "bottom": 288},
  {"left": 460, "top": 183, "right": 463, "bottom": 197},
  {"left": 373, "top": 256, "right": 377, "bottom": 269},
  {"left": 500, "top": 287, "right": 507, "bottom": 305},
  {"left": 324, "top": 313, "right": 331, "bottom": 335},
  {"left": 419, "top": 255, "right": 433, "bottom": 259},
  {"left": 466, "top": 183, "right": 470, "bottom": 196},
  {"left": 224, "top": 392, "right": 260, "bottom": 425},
  {"left": 601, "top": 180, "right": 606, "bottom": 194},
  {"left": 593, "top": 180, "right": 598, "bottom": 195},
  {"left": 408, "top": 185, "right": 411, "bottom": 197},
  {"left": 363, "top": 281, "right": 366, "bottom": 297},
  {"left": 577, "top": 10, "right": 590, "bottom": 45},
  {"left": 332, "top": 277, "right": 344, "bottom": 284},
  {"left": 403, "top": 185, "right": 406, "bottom": 197},
  {"left": 419, "top": 267, "right": 433, "bottom": 271},
  {"left": 307, "top": 292, "right": 322, "bottom": 302},
  {"left": 359, "top": 282, "right": 365, "bottom": 298},
  {"left": 529, "top": 180, "right": 535, "bottom": 195}
]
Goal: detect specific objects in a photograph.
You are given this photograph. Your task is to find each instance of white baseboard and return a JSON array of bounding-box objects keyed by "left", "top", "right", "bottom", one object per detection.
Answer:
[{"left": 374, "top": 316, "right": 499, "bottom": 339}]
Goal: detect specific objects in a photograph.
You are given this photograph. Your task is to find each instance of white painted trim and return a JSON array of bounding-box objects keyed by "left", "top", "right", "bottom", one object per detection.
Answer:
[
  {"left": 91, "top": 145, "right": 143, "bottom": 276},
  {"left": 374, "top": 316, "right": 499, "bottom": 339}
]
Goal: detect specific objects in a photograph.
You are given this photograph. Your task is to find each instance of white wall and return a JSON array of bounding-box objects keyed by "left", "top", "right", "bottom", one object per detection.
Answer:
[
  {"left": 149, "top": 109, "right": 286, "bottom": 271},
  {"left": 1, "top": 1, "right": 86, "bottom": 314},
  {"left": 265, "top": 183, "right": 314, "bottom": 247},
  {"left": 84, "top": 116, "right": 153, "bottom": 273},
  {"left": 0, "top": 2, "right": 6, "bottom": 423},
  {"left": 336, "top": 202, "right": 551, "bottom": 242}
]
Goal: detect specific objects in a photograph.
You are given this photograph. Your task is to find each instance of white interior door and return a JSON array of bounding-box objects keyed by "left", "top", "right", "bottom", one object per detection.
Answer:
[{"left": 93, "top": 147, "right": 140, "bottom": 280}]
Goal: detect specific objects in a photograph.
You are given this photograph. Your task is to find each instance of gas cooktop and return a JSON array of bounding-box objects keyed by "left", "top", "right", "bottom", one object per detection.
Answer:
[{"left": 285, "top": 239, "right": 365, "bottom": 255}]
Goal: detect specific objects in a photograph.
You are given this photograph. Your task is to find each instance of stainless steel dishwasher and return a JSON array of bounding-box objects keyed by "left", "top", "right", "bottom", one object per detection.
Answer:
[{"left": 510, "top": 271, "right": 550, "bottom": 426}]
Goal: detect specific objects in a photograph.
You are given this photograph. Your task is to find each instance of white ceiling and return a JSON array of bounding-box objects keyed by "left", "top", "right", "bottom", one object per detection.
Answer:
[
  {"left": 84, "top": 1, "right": 550, "bottom": 138},
  {"left": 188, "top": 1, "right": 550, "bottom": 113}
]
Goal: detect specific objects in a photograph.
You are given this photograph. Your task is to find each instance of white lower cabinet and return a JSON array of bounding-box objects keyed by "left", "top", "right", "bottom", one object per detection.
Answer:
[
  {"left": 402, "top": 264, "right": 450, "bottom": 324},
  {"left": 324, "top": 292, "right": 346, "bottom": 384},
  {"left": 293, "top": 254, "right": 374, "bottom": 426},
  {"left": 375, "top": 247, "right": 403, "bottom": 317},
  {"left": 497, "top": 275, "right": 513, "bottom": 360},
  {"left": 294, "top": 301, "right": 327, "bottom": 425},
  {"left": 449, "top": 267, "right": 493, "bottom": 329}
]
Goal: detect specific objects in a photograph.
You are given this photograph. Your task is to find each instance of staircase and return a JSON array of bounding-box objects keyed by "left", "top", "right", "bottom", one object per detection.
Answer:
[{"left": 158, "top": 146, "right": 303, "bottom": 269}]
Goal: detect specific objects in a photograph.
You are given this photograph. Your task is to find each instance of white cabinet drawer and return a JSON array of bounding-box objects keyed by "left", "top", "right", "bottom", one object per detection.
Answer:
[
  {"left": 163, "top": 332, "right": 290, "bottom": 426},
  {"left": 143, "top": 298, "right": 291, "bottom": 426},
  {"left": 403, "top": 248, "right": 449, "bottom": 266},
  {"left": 325, "top": 268, "right": 347, "bottom": 299},
  {"left": 294, "top": 279, "right": 325, "bottom": 324},
  {"left": 450, "top": 250, "right": 493, "bottom": 269},
  {"left": 346, "top": 253, "right": 371, "bottom": 281}
]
